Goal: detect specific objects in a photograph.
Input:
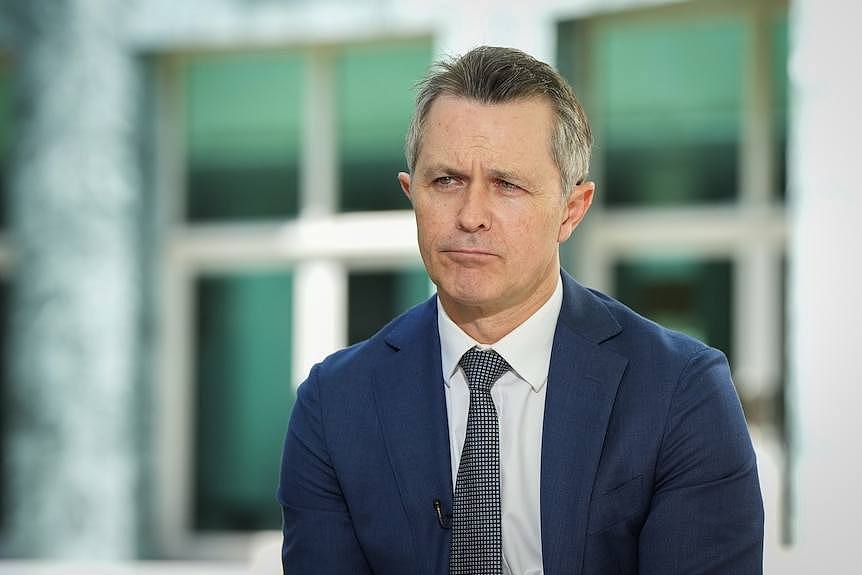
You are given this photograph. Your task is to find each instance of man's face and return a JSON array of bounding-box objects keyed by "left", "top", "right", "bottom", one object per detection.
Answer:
[{"left": 399, "top": 95, "right": 593, "bottom": 320}]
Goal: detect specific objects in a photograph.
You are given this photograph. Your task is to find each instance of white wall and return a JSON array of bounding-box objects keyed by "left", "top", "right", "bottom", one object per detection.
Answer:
[{"left": 789, "top": 0, "right": 862, "bottom": 571}]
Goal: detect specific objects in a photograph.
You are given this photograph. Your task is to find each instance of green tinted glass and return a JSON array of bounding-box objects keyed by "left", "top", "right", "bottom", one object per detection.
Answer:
[
  {"left": 772, "top": 13, "right": 789, "bottom": 199},
  {"left": 592, "top": 15, "right": 745, "bottom": 205},
  {"left": 0, "top": 66, "right": 11, "bottom": 228},
  {"left": 337, "top": 40, "right": 431, "bottom": 212},
  {"left": 185, "top": 52, "right": 303, "bottom": 221},
  {"left": 194, "top": 271, "right": 294, "bottom": 531},
  {"left": 0, "top": 66, "right": 10, "bottom": 154},
  {"left": 614, "top": 257, "right": 733, "bottom": 362},
  {"left": 348, "top": 267, "right": 429, "bottom": 344},
  {"left": 0, "top": 277, "right": 9, "bottom": 530}
]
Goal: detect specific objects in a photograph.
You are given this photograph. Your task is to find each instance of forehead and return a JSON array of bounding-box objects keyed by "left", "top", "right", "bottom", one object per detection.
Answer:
[{"left": 417, "top": 95, "right": 558, "bottom": 173}]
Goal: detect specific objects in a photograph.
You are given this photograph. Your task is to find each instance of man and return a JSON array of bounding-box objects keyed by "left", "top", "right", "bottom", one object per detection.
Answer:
[{"left": 279, "top": 46, "right": 763, "bottom": 574}]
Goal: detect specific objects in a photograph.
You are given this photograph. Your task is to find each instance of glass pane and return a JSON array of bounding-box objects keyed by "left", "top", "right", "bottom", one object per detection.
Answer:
[
  {"left": 348, "top": 267, "right": 429, "bottom": 344},
  {"left": 777, "top": 256, "right": 787, "bottom": 429},
  {"left": 0, "top": 65, "right": 12, "bottom": 229},
  {"left": 194, "top": 271, "right": 294, "bottom": 531},
  {"left": 592, "top": 15, "right": 745, "bottom": 205},
  {"left": 0, "top": 278, "right": 9, "bottom": 531},
  {"left": 337, "top": 40, "right": 432, "bottom": 212},
  {"left": 772, "top": 12, "right": 789, "bottom": 200},
  {"left": 185, "top": 53, "right": 303, "bottom": 222},
  {"left": 614, "top": 258, "right": 733, "bottom": 362}
]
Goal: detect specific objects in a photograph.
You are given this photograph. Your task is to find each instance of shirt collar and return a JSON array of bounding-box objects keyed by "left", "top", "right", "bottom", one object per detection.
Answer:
[{"left": 437, "top": 275, "right": 563, "bottom": 392}]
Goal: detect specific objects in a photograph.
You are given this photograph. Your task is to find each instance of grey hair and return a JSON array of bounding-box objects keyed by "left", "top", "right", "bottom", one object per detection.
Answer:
[{"left": 404, "top": 45, "right": 593, "bottom": 195}]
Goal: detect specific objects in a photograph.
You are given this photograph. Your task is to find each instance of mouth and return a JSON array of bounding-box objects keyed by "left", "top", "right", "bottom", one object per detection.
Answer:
[
  {"left": 441, "top": 248, "right": 498, "bottom": 262},
  {"left": 444, "top": 248, "right": 495, "bottom": 255}
]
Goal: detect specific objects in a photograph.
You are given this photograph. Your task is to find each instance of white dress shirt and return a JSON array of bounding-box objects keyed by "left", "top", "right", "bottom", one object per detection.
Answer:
[{"left": 437, "top": 276, "right": 562, "bottom": 575}]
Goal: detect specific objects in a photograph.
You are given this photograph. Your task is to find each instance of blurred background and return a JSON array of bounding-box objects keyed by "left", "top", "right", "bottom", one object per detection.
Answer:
[{"left": 0, "top": 0, "right": 859, "bottom": 573}]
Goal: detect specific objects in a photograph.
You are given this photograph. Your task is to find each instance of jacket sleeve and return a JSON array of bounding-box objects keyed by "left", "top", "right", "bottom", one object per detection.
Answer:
[
  {"left": 638, "top": 347, "right": 765, "bottom": 574},
  {"left": 278, "top": 364, "right": 373, "bottom": 574}
]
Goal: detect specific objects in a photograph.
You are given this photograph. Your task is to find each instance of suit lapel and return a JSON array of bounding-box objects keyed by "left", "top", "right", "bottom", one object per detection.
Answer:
[
  {"left": 541, "top": 273, "right": 628, "bottom": 575},
  {"left": 373, "top": 298, "right": 452, "bottom": 575}
]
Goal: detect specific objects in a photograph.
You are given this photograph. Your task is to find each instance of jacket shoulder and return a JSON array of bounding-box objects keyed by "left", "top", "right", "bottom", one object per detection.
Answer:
[{"left": 588, "top": 287, "right": 711, "bottom": 361}]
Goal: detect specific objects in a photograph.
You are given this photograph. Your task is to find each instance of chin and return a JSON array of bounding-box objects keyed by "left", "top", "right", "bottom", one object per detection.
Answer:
[
  {"left": 441, "top": 282, "right": 499, "bottom": 308},
  {"left": 430, "top": 265, "right": 502, "bottom": 306}
]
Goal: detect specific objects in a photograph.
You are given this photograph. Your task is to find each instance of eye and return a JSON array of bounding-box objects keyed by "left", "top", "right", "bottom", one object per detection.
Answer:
[
  {"left": 433, "top": 176, "right": 460, "bottom": 188},
  {"left": 496, "top": 179, "right": 524, "bottom": 194}
]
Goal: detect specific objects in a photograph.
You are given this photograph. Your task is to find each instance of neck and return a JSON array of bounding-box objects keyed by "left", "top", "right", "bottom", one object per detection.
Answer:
[{"left": 440, "top": 266, "right": 560, "bottom": 344}]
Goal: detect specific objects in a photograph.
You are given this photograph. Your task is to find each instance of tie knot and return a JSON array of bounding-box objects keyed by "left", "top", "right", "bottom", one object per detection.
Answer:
[{"left": 459, "top": 348, "right": 511, "bottom": 393}]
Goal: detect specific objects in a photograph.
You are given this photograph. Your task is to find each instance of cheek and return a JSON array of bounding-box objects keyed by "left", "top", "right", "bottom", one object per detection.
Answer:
[
  {"left": 415, "top": 201, "right": 452, "bottom": 240},
  {"left": 416, "top": 212, "right": 441, "bottom": 240},
  {"left": 509, "top": 209, "right": 559, "bottom": 251},
  {"left": 414, "top": 214, "right": 446, "bottom": 261}
]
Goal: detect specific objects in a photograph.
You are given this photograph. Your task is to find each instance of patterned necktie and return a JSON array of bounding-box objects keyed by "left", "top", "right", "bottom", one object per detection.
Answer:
[{"left": 450, "top": 347, "right": 511, "bottom": 575}]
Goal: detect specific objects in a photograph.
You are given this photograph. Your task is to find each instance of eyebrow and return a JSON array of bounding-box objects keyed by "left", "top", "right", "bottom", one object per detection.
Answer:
[
  {"left": 488, "top": 169, "right": 529, "bottom": 187},
  {"left": 418, "top": 163, "right": 467, "bottom": 180},
  {"left": 418, "top": 164, "right": 531, "bottom": 187}
]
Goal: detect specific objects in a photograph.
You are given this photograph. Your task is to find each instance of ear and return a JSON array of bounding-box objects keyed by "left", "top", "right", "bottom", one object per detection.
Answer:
[
  {"left": 398, "top": 172, "right": 412, "bottom": 203},
  {"left": 558, "top": 180, "right": 595, "bottom": 243}
]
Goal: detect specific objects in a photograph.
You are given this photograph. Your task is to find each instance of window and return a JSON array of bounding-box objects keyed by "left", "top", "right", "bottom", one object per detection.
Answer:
[
  {"left": 347, "top": 267, "right": 429, "bottom": 345},
  {"left": 184, "top": 52, "right": 304, "bottom": 222},
  {"left": 337, "top": 42, "right": 431, "bottom": 212},
  {"left": 193, "top": 271, "right": 294, "bottom": 531},
  {"left": 0, "top": 278, "right": 9, "bottom": 532},
  {"left": 592, "top": 15, "right": 745, "bottom": 206},
  {"left": 158, "top": 38, "right": 431, "bottom": 555},
  {"left": 0, "top": 63, "right": 11, "bottom": 227},
  {"left": 772, "top": 13, "right": 789, "bottom": 199},
  {"left": 615, "top": 257, "right": 734, "bottom": 361},
  {"left": 558, "top": 0, "right": 788, "bottom": 410}
]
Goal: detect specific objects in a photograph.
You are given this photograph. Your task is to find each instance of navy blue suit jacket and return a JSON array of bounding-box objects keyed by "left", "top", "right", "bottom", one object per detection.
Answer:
[{"left": 278, "top": 271, "right": 764, "bottom": 574}]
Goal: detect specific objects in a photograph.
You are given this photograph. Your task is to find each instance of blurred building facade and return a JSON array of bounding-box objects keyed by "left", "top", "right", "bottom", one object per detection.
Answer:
[{"left": 0, "top": 0, "right": 859, "bottom": 571}]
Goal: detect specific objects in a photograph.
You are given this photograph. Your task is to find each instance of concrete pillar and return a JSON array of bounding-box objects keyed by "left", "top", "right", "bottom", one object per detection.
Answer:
[
  {"left": 2, "top": 0, "right": 141, "bottom": 559},
  {"left": 789, "top": 0, "right": 862, "bottom": 570}
]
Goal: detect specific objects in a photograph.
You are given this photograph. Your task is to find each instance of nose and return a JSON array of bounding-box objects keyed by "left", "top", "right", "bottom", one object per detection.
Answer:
[{"left": 456, "top": 182, "right": 491, "bottom": 232}]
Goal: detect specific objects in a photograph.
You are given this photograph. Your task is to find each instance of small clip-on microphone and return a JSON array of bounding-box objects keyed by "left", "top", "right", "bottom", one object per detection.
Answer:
[{"left": 433, "top": 499, "right": 451, "bottom": 529}]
